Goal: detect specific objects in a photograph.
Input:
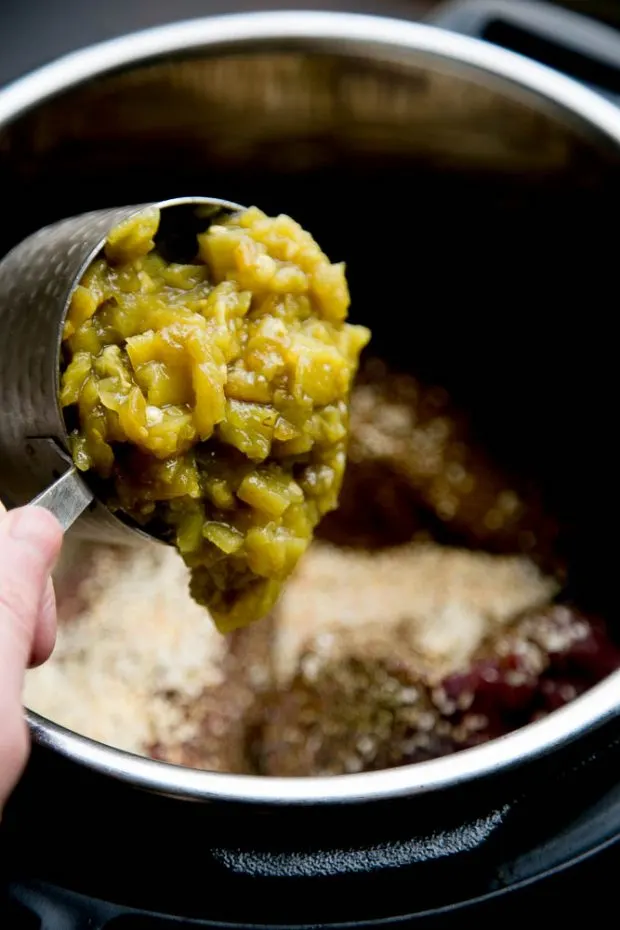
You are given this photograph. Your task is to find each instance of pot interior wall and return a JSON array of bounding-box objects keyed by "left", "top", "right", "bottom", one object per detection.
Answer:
[{"left": 1, "top": 46, "right": 618, "bottom": 617}]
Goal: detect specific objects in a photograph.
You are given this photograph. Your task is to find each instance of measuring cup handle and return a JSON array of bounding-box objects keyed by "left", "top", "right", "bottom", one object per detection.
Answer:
[{"left": 30, "top": 467, "right": 94, "bottom": 533}]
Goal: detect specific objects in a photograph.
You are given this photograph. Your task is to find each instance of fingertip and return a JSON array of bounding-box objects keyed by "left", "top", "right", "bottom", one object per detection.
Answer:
[
  {"left": 24, "top": 506, "right": 63, "bottom": 547},
  {"left": 0, "top": 507, "right": 63, "bottom": 672},
  {"left": 1, "top": 506, "right": 63, "bottom": 566},
  {"left": 29, "top": 578, "right": 57, "bottom": 668}
]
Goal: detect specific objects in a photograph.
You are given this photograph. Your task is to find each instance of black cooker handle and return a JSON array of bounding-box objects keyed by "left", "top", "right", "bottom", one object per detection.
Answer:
[
  {"left": 6, "top": 880, "right": 120, "bottom": 929},
  {"left": 7, "top": 879, "right": 240, "bottom": 929},
  {"left": 428, "top": 0, "right": 620, "bottom": 106}
]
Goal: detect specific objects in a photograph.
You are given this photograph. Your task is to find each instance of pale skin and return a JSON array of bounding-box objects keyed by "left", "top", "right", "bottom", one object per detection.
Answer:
[{"left": 0, "top": 502, "right": 63, "bottom": 816}]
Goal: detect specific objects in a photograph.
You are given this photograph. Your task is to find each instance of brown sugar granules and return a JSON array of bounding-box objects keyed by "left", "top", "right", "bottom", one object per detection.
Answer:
[
  {"left": 271, "top": 542, "right": 558, "bottom": 688},
  {"left": 251, "top": 540, "right": 559, "bottom": 776},
  {"left": 254, "top": 596, "right": 614, "bottom": 777},
  {"left": 23, "top": 539, "right": 230, "bottom": 755},
  {"left": 319, "top": 359, "right": 561, "bottom": 571}
]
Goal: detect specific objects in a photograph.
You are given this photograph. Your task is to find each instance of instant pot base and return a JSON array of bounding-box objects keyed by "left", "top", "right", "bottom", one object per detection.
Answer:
[{"left": 3, "top": 727, "right": 620, "bottom": 926}]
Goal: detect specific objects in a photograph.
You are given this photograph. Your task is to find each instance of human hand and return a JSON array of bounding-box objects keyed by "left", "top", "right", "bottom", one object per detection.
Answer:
[{"left": 0, "top": 503, "right": 62, "bottom": 816}]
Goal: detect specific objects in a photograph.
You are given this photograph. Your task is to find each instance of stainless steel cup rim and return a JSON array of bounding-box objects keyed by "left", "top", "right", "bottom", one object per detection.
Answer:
[
  {"left": 2, "top": 10, "right": 620, "bottom": 803},
  {"left": 51, "top": 195, "right": 244, "bottom": 540},
  {"left": 53, "top": 195, "right": 244, "bottom": 411},
  {"left": 0, "top": 195, "right": 244, "bottom": 543}
]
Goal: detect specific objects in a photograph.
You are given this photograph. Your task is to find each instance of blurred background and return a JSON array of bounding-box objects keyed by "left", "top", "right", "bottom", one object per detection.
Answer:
[{"left": 1, "top": 0, "right": 618, "bottom": 87}]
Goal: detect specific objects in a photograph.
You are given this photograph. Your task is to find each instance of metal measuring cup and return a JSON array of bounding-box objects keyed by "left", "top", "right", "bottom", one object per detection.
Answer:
[{"left": 0, "top": 195, "right": 242, "bottom": 544}]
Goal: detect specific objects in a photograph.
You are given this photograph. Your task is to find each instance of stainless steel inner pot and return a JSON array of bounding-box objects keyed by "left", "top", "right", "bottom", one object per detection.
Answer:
[{"left": 1, "top": 10, "right": 620, "bottom": 805}]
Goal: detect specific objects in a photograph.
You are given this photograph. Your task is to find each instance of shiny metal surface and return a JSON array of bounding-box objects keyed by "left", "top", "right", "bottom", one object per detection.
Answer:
[
  {"left": 1, "top": 10, "right": 620, "bottom": 803},
  {"left": 1, "top": 9, "right": 620, "bottom": 145},
  {"left": 31, "top": 466, "right": 94, "bottom": 532},
  {"left": 0, "top": 195, "right": 241, "bottom": 545},
  {"left": 25, "top": 668, "right": 620, "bottom": 803}
]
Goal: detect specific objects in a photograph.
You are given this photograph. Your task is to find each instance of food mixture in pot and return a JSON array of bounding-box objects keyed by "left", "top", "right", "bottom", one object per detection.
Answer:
[
  {"left": 26, "top": 360, "right": 620, "bottom": 774},
  {"left": 60, "top": 206, "right": 370, "bottom": 631}
]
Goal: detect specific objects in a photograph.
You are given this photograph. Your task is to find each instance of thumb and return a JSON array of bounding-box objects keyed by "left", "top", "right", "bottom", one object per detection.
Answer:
[{"left": 0, "top": 506, "right": 63, "bottom": 811}]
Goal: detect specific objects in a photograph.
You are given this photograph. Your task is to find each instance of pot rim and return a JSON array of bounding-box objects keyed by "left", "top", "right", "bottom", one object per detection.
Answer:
[{"left": 4, "top": 10, "right": 620, "bottom": 803}]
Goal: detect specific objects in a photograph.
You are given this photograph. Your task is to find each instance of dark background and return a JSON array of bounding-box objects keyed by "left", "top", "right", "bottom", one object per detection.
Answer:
[{"left": 0, "top": 0, "right": 618, "bottom": 88}]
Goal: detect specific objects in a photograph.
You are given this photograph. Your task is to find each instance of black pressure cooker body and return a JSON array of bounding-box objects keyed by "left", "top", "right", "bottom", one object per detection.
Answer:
[
  {"left": 3, "top": 1, "right": 620, "bottom": 927},
  {"left": 4, "top": 720, "right": 620, "bottom": 928}
]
